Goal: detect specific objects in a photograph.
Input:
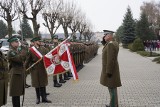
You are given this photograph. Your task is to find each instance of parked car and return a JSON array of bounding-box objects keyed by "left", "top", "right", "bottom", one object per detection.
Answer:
[{"left": 0, "top": 39, "right": 9, "bottom": 56}]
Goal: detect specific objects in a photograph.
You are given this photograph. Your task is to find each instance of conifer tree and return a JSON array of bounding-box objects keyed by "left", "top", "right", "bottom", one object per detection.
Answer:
[
  {"left": 136, "top": 12, "right": 156, "bottom": 41},
  {"left": 122, "top": 6, "right": 136, "bottom": 44},
  {"left": 20, "top": 17, "right": 33, "bottom": 38}
]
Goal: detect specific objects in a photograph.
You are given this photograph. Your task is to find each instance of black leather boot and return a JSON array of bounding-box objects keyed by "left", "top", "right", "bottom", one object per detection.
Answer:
[
  {"left": 40, "top": 87, "right": 52, "bottom": 103},
  {"left": 59, "top": 79, "right": 66, "bottom": 83},
  {"left": 35, "top": 88, "right": 40, "bottom": 104},
  {"left": 12, "top": 96, "right": 20, "bottom": 107},
  {"left": 53, "top": 80, "right": 62, "bottom": 87},
  {"left": 64, "top": 73, "right": 70, "bottom": 80},
  {"left": 67, "top": 72, "right": 73, "bottom": 77}
]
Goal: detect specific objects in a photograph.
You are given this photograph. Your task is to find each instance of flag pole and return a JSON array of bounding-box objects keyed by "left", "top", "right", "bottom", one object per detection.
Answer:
[{"left": 26, "top": 58, "right": 42, "bottom": 71}]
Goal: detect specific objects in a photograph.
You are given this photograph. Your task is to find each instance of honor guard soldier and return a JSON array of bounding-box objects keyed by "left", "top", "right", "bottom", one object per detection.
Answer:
[
  {"left": 58, "top": 38, "right": 72, "bottom": 80},
  {"left": 50, "top": 35, "right": 66, "bottom": 87},
  {"left": 17, "top": 36, "right": 31, "bottom": 88},
  {"left": 25, "top": 36, "right": 51, "bottom": 104},
  {"left": 7, "top": 36, "right": 26, "bottom": 107},
  {"left": 0, "top": 42, "right": 9, "bottom": 107}
]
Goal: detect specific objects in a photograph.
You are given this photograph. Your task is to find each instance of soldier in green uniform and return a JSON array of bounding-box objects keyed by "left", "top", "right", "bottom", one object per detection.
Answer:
[
  {"left": 0, "top": 42, "right": 8, "bottom": 107},
  {"left": 7, "top": 36, "right": 26, "bottom": 107},
  {"left": 100, "top": 32, "right": 121, "bottom": 107},
  {"left": 17, "top": 36, "right": 31, "bottom": 88},
  {"left": 25, "top": 36, "right": 51, "bottom": 104},
  {"left": 51, "top": 35, "right": 66, "bottom": 87},
  {"left": 58, "top": 38, "right": 72, "bottom": 80}
]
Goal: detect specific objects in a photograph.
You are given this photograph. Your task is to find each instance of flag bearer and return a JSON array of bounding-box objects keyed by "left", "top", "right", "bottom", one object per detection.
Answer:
[{"left": 25, "top": 36, "right": 51, "bottom": 104}]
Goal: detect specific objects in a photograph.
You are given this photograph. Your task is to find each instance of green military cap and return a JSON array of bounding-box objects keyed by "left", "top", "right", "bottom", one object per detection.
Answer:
[
  {"left": 7, "top": 36, "right": 19, "bottom": 43},
  {"left": 52, "top": 35, "right": 58, "bottom": 39},
  {"left": 58, "top": 38, "right": 64, "bottom": 42},
  {"left": 103, "top": 30, "right": 115, "bottom": 36},
  {"left": 31, "top": 36, "right": 41, "bottom": 42}
]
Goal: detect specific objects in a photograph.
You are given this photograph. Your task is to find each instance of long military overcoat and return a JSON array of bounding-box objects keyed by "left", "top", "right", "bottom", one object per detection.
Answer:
[
  {"left": 7, "top": 48, "right": 26, "bottom": 96},
  {"left": 0, "top": 51, "right": 8, "bottom": 106},
  {"left": 100, "top": 41, "right": 122, "bottom": 88},
  {"left": 25, "top": 46, "right": 48, "bottom": 88}
]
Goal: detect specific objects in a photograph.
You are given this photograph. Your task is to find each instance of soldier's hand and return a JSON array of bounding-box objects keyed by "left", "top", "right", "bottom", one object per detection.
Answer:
[{"left": 107, "top": 73, "right": 112, "bottom": 78}]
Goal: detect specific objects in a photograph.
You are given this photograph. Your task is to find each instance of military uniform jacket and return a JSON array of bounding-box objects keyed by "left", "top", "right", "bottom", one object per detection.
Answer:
[
  {"left": 7, "top": 47, "right": 26, "bottom": 97},
  {"left": 100, "top": 41, "right": 122, "bottom": 88},
  {"left": 0, "top": 51, "right": 8, "bottom": 106},
  {"left": 25, "top": 46, "right": 48, "bottom": 88}
]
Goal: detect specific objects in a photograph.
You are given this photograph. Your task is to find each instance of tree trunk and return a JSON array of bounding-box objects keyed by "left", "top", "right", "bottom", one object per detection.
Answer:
[
  {"left": 72, "top": 32, "right": 76, "bottom": 40},
  {"left": 63, "top": 26, "right": 69, "bottom": 38},
  {"left": 84, "top": 35, "right": 87, "bottom": 41},
  {"left": 79, "top": 33, "right": 82, "bottom": 41},
  {"left": 32, "top": 19, "right": 39, "bottom": 37},
  {"left": 7, "top": 19, "right": 13, "bottom": 38}
]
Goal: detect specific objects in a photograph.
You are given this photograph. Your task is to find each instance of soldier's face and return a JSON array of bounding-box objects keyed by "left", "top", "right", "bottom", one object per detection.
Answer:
[
  {"left": 104, "top": 34, "right": 112, "bottom": 42},
  {"left": 11, "top": 41, "right": 19, "bottom": 48},
  {"left": 53, "top": 39, "right": 58, "bottom": 43}
]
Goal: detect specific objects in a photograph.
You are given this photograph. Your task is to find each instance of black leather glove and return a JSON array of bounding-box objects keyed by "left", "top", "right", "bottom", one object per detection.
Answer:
[{"left": 107, "top": 73, "right": 112, "bottom": 78}]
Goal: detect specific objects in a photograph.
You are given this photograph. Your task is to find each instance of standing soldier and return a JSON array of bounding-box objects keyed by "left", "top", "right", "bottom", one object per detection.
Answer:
[
  {"left": 25, "top": 36, "right": 51, "bottom": 104},
  {"left": 0, "top": 42, "right": 9, "bottom": 107},
  {"left": 51, "top": 35, "right": 66, "bottom": 87},
  {"left": 17, "top": 36, "right": 31, "bottom": 88},
  {"left": 7, "top": 36, "right": 26, "bottom": 107},
  {"left": 58, "top": 38, "right": 71, "bottom": 80},
  {"left": 100, "top": 32, "right": 122, "bottom": 107}
]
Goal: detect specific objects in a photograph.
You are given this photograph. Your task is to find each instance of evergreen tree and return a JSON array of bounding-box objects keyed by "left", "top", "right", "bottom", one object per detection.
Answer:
[
  {"left": 122, "top": 6, "right": 136, "bottom": 44},
  {"left": 20, "top": 17, "right": 33, "bottom": 38},
  {"left": 136, "top": 12, "right": 156, "bottom": 41},
  {"left": 115, "top": 25, "right": 124, "bottom": 43},
  {"left": 0, "top": 20, "right": 8, "bottom": 38}
]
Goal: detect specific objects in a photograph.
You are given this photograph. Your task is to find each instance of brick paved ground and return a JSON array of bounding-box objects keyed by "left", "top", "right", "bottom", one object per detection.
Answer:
[{"left": 3, "top": 46, "right": 160, "bottom": 107}]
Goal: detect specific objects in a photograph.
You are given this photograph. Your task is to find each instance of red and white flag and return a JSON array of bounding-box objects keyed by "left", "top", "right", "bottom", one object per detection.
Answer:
[
  {"left": 43, "top": 41, "right": 78, "bottom": 80},
  {"left": 29, "top": 46, "right": 43, "bottom": 59}
]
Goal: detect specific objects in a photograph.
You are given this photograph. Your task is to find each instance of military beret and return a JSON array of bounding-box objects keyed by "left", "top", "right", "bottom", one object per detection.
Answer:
[
  {"left": 7, "top": 36, "right": 19, "bottom": 43},
  {"left": 31, "top": 36, "right": 41, "bottom": 42}
]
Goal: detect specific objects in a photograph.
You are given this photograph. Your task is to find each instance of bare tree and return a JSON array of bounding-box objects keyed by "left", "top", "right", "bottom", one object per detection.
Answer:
[
  {"left": 58, "top": 0, "right": 76, "bottom": 38},
  {"left": 141, "top": 1, "right": 160, "bottom": 39},
  {"left": 18, "top": 0, "right": 45, "bottom": 37},
  {"left": 78, "top": 15, "right": 87, "bottom": 41},
  {"left": 141, "top": 1, "right": 159, "bottom": 25},
  {"left": 68, "top": 9, "right": 81, "bottom": 40},
  {"left": 42, "top": 0, "right": 62, "bottom": 37},
  {"left": 0, "top": 0, "right": 18, "bottom": 37},
  {"left": 83, "top": 21, "right": 94, "bottom": 41}
]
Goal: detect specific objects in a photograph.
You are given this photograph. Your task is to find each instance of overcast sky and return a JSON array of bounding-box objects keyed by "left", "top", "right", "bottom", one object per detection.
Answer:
[{"left": 9, "top": 0, "right": 160, "bottom": 33}]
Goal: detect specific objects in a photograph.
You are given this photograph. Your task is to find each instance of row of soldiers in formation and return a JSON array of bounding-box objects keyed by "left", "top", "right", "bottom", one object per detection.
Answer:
[{"left": 0, "top": 35, "right": 99, "bottom": 107}]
